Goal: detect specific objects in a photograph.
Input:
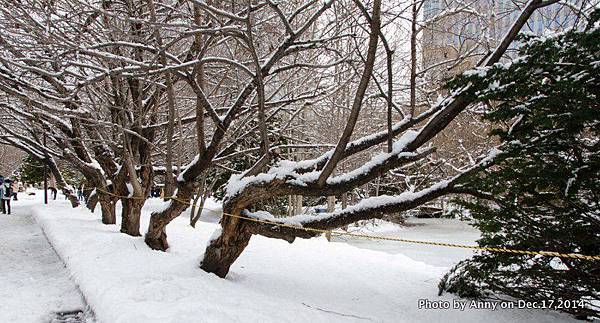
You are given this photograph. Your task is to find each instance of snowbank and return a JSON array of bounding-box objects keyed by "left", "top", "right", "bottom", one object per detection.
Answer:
[{"left": 32, "top": 199, "right": 574, "bottom": 323}]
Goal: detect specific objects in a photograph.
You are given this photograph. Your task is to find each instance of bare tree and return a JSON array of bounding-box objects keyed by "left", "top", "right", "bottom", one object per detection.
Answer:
[
  {"left": 0, "top": 0, "right": 572, "bottom": 280},
  {"left": 198, "top": 0, "right": 561, "bottom": 277}
]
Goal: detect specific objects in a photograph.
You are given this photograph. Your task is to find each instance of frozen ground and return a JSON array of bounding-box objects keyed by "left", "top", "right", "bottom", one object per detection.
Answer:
[
  {"left": 31, "top": 196, "right": 574, "bottom": 323},
  {"left": 0, "top": 193, "right": 88, "bottom": 323},
  {"left": 332, "top": 218, "right": 480, "bottom": 267}
]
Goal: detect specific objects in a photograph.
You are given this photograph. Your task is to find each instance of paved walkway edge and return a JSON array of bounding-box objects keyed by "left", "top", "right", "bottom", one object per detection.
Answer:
[{"left": 33, "top": 209, "right": 97, "bottom": 323}]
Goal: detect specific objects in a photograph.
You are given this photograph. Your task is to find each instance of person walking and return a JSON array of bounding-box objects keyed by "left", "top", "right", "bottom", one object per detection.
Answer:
[
  {"left": 1, "top": 179, "right": 13, "bottom": 215},
  {"left": 77, "top": 184, "right": 84, "bottom": 201},
  {"left": 48, "top": 173, "right": 57, "bottom": 200},
  {"left": 11, "top": 180, "right": 18, "bottom": 201}
]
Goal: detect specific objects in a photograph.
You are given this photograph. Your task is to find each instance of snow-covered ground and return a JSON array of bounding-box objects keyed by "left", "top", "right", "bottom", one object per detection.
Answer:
[
  {"left": 29, "top": 195, "right": 575, "bottom": 323},
  {"left": 0, "top": 193, "right": 87, "bottom": 323},
  {"left": 333, "top": 218, "right": 480, "bottom": 267}
]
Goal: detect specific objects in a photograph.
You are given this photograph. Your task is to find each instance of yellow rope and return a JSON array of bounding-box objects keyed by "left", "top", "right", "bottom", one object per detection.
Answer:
[{"left": 94, "top": 188, "right": 600, "bottom": 261}]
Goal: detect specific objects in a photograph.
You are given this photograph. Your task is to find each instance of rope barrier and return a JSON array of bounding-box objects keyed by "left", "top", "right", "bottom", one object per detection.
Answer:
[{"left": 93, "top": 188, "right": 600, "bottom": 261}]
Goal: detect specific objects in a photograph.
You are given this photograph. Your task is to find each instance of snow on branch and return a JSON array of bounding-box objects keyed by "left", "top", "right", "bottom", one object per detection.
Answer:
[
  {"left": 168, "top": 0, "right": 338, "bottom": 187},
  {"left": 223, "top": 100, "right": 453, "bottom": 201},
  {"left": 241, "top": 147, "right": 502, "bottom": 240},
  {"left": 224, "top": 131, "right": 435, "bottom": 200}
]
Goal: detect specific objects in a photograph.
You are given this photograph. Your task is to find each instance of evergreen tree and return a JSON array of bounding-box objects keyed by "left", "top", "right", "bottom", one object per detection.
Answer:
[
  {"left": 19, "top": 155, "right": 45, "bottom": 184},
  {"left": 439, "top": 11, "right": 600, "bottom": 319}
]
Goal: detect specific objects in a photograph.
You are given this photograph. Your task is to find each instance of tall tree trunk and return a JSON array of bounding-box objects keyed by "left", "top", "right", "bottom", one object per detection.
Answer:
[
  {"left": 200, "top": 209, "right": 252, "bottom": 278},
  {"left": 287, "top": 195, "right": 295, "bottom": 216},
  {"left": 150, "top": 0, "right": 177, "bottom": 200},
  {"left": 409, "top": 0, "right": 418, "bottom": 117},
  {"left": 295, "top": 195, "right": 303, "bottom": 215}
]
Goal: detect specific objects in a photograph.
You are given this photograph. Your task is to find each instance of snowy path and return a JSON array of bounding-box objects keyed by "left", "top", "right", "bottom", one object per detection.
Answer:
[{"left": 0, "top": 196, "right": 89, "bottom": 323}]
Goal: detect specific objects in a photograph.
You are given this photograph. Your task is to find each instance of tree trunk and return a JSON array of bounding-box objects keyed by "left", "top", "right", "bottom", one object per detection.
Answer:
[
  {"left": 86, "top": 191, "right": 98, "bottom": 212},
  {"left": 287, "top": 195, "right": 294, "bottom": 217},
  {"left": 98, "top": 193, "right": 116, "bottom": 225},
  {"left": 409, "top": 0, "right": 418, "bottom": 117},
  {"left": 326, "top": 196, "right": 336, "bottom": 241},
  {"left": 341, "top": 192, "right": 348, "bottom": 231},
  {"left": 46, "top": 157, "right": 80, "bottom": 208},
  {"left": 295, "top": 195, "right": 303, "bottom": 215},
  {"left": 64, "top": 192, "right": 80, "bottom": 208},
  {"left": 189, "top": 188, "right": 203, "bottom": 228},
  {"left": 200, "top": 211, "right": 252, "bottom": 278},
  {"left": 121, "top": 198, "right": 144, "bottom": 236},
  {"left": 145, "top": 185, "right": 193, "bottom": 250}
]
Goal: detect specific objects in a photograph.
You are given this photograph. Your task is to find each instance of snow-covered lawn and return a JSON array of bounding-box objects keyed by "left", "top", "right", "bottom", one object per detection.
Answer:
[
  {"left": 32, "top": 197, "right": 574, "bottom": 323},
  {"left": 0, "top": 194, "right": 85, "bottom": 323},
  {"left": 333, "top": 218, "right": 480, "bottom": 267}
]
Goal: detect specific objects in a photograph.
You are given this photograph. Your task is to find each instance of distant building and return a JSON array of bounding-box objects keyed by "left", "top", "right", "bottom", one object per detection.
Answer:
[
  {"left": 421, "top": 0, "right": 580, "bottom": 79},
  {"left": 417, "top": 1, "right": 580, "bottom": 174}
]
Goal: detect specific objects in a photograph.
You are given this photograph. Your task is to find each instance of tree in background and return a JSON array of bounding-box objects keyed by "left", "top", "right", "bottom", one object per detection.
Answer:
[
  {"left": 18, "top": 155, "right": 45, "bottom": 184},
  {"left": 439, "top": 11, "right": 600, "bottom": 319}
]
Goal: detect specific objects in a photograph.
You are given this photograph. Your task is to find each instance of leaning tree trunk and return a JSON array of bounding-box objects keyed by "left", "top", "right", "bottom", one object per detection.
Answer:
[
  {"left": 200, "top": 208, "right": 252, "bottom": 278},
  {"left": 145, "top": 184, "right": 194, "bottom": 250},
  {"left": 62, "top": 188, "right": 80, "bottom": 208},
  {"left": 46, "top": 158, "right": 80, "bottom": 208}
]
